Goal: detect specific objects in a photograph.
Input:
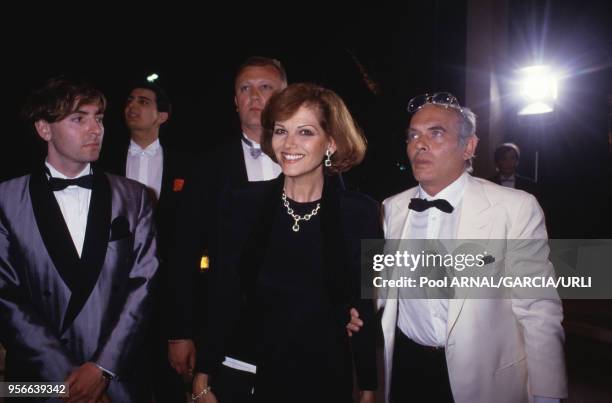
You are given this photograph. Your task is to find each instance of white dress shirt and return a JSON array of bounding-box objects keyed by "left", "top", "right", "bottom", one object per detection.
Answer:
[
  {"left": 46, "top": 162, "right": 92, "bottom": 257},
  {"left": 241, "top": 134, "right": 281, "bottom": 182},
  {"left": 397, "top": 172, "right": 467, "bottom": 347},
  {"left": 126, "top": 139, "right": 163, "bottom": 201}
]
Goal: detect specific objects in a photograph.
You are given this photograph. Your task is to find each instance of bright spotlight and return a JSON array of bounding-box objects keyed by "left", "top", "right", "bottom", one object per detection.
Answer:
[
  {"left": 146, "top": 73, "right": 159, "bottom": 83},
  {"left": 517, "top": 65, "right": 558, "bottom": 115}
]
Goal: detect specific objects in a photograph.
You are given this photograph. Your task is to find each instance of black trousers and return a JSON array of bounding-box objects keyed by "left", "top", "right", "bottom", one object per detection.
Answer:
[{"left": 390, "top": 329, "right": 454, "bottom": 403}]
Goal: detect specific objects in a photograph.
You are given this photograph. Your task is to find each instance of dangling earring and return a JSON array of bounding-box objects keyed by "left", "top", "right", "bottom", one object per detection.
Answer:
[{"left": 325, "top": 148, "right": 333, "bottom": 167}]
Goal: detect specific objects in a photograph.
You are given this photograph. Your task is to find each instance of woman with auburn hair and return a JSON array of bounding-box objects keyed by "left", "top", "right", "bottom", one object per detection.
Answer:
[{"left": 193, "top": 83, "right": 380, "bottom": 403}]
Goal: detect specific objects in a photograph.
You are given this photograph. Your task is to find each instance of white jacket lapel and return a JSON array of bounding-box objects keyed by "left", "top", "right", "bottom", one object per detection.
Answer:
[
  {"left": 457, "top": 176, "right": 494, "bottom": 239},
  {"left": 448, "top": 176, "right": 495, "bottom": 338}
]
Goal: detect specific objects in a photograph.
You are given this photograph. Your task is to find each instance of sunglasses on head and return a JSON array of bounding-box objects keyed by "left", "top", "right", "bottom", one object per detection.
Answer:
[{"left": 407, "top": 92, "right": 463, "bottom": 114}]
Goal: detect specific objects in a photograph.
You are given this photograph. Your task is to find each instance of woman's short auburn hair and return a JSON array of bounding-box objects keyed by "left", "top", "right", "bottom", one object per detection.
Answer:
[{"left": 261, "top": 83, "right": 367, "bottom": 174}]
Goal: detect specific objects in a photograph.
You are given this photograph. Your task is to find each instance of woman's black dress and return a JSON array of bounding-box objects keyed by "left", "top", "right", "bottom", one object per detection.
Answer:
[{"left": 197, "top": 177, "right": 380, "bottom": 403}]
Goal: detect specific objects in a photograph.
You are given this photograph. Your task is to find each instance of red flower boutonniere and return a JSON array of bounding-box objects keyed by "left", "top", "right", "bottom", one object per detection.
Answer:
[{"left": 173, "top": 178, "right": 185, "bottom": 192}]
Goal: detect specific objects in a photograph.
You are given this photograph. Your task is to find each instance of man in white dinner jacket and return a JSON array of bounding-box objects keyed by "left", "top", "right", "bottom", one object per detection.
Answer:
[{"left": 378, "top": 92, "right": 567, "bottom": 403}]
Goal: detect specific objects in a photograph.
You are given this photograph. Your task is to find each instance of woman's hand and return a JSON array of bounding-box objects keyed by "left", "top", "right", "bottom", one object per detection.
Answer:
[
  {"left": 358, "top": 390, "right": 375, "bottom": 403},
  {"left": 346, "top": 307, "right": 363, "bottom": 337},
  {"left": 192, "top": 373, "right": 218, "bottom": 402},
  {"left": 168, "top": 339, "right": 196, "bottom": 378}
]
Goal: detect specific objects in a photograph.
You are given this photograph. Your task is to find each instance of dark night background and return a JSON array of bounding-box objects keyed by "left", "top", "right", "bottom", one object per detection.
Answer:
[
  {"left": 1, "top": 1, "right": 612, "bottom": 400},
  {"left": 2, "top": 3, "right": 610, "bottom": 239}
]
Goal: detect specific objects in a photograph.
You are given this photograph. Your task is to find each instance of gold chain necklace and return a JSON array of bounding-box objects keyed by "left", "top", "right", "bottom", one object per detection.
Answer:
[{"left": 281, "top": 191, "right": 321, "bottom": 232}]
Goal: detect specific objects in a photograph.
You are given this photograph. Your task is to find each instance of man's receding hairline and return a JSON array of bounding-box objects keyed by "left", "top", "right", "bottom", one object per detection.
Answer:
[
  {"left": 410, "top": 106, "right": 463, "bottom": 130},
  {"left": 235, "top": 65, "right": 286, "bottom": 83}
]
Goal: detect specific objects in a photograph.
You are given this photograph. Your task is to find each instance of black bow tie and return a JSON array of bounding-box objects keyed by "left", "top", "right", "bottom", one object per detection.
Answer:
[
  {"left": 48, "top": 174, "right": 94, "bottom": 191},
  {"left": 409, "top": 198, "right": 454, "bottom": 213},
  {"left": 241, "top": 137, "right": 263, "bottom": 158}
]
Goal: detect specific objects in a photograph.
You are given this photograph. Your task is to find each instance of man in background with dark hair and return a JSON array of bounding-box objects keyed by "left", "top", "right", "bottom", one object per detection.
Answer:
[
  {"left": 100, "top": 80, "right": 192, "bottom": 401},
  {"left": 0, "top": 77, "right": 158, "bottom": 402},
  {"left": 101, "top": 81, "right": 191, "bottom": 249},
  {"left": 489, "top": 142, "right": 537, "bottom": 195}
]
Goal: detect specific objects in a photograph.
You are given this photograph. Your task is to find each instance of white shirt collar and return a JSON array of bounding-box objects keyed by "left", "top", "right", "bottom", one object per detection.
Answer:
[
  {"left": 45, "top": 160, "right": 91, "bottom": 179},
  {"left": 418, "top": 171, "right": 468, "bottom": 209},
  {"left": 242, "top": 133, "right": 262, "bottom": 149},
  {"left": 128, "top": 138, "right": 161, "bottom": 156}
]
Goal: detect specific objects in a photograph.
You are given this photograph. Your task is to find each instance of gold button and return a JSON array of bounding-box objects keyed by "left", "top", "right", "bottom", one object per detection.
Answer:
[{"left": 200, "top": 255, "right": 209, "bottom": 271}]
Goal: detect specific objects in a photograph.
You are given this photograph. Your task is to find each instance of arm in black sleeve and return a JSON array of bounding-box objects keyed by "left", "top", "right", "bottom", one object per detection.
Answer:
[
  {"left": 350, "top": 199, "right": 383, "bottom": 391},
  {"left": 195, "top": 186, "right": 242, "bottom": 375},
  {"left": 167, "top": 157, "right": 210, "bottom": 340}
]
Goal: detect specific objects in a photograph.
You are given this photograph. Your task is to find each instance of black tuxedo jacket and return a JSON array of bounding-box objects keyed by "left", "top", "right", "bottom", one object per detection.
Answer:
[
  {"left": 167, "top": 138, "right": 247, "bottom": 339},
  {"left": 100, "top": 140, "right": 192, "bottom": 257},
  {"left": 195, "top": 175, "right": 381, "bottom": 391},
  {"left": 100, "top": 140, "right": 193, "bottom": 343}
]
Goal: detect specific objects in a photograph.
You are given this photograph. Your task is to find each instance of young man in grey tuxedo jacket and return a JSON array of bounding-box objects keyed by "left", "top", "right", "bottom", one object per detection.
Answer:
[{"left": 0, "top": 78, "right": 159, "bottom": 402}]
